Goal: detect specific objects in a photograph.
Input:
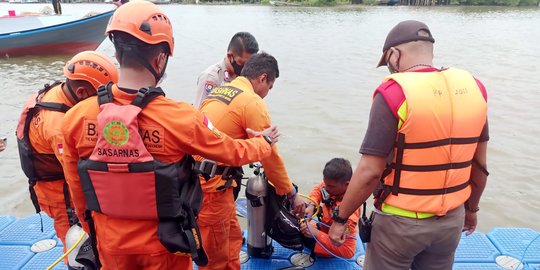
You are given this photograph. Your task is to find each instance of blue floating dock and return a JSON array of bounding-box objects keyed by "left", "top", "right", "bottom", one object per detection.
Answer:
[
  {"left": 1, "top": 214, "right": 539, "bottom": 269},
  {"left": 0, "top": 245, "right": 35, "bottom": 269},
  {"left": 0, "top": 215, "right": 16, "bottom": 233},
  {"left": 488, "top": 228, "right": 540, "bottom": 264},
  {"left": 455, "top": 232, "right": 500, "bottom": 263},
  {"left": 453, "top": 263, "right": 506, "bottom": 270},
  {"left": 21, "top": 247, "right": 67, "bottom": 270},
  {"left": 0, "top": 214, "right": 55, "bottom": 246}
]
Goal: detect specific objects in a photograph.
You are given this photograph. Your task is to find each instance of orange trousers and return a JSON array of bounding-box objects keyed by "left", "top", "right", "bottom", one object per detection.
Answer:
[
  {"left": 40, "top": 203, "right": 70, "bottom": 246},
  {"left": 100, "top": 252, "right": 193, "bottom": 270},
  {"left": 40, "top": 203, "right": 70, "bottom": 264},
  {"left": 197, "top": 188, "right": 242, "bottom": 270}
]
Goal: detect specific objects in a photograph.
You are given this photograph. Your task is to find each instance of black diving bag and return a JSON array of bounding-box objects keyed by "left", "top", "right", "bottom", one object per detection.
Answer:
[
  {"left": 265, "top": 184, "right": 304, "bottom": 251},
  {"left": 157, "top": 155, "right": 208, "bottom": 266}
]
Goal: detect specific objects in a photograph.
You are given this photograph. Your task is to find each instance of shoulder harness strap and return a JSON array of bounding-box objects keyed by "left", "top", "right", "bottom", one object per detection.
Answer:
[
  {"left": 97, "top": 82, "right": 115, "bottom": 105},
  {"left": 37, "top": 81, "right": 62, "bottom": 97},
  {"left": 131, "top": 87, "right": 165, "bottom": 109},
  {"left": 33, "top": 81, "right": 71, "bottom": 113},
  {"left": 35, "top": 102, "right": 71, "bottom": 113}
]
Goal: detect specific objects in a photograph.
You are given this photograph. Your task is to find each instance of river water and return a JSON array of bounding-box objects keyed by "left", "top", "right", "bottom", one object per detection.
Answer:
[{"left": 0, "top": 3, "right": 539, "bottom": 232}]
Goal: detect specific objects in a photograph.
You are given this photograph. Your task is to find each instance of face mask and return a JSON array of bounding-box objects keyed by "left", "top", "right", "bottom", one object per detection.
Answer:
[
  {"left": 387, "top": 62, "right": 398, "bottom": 74},
  {"left": 230, "top": 57, "right": 244, "bottom": 76},
  {"left": 386, "top": 48, "right": 401, "bottom": 74}
]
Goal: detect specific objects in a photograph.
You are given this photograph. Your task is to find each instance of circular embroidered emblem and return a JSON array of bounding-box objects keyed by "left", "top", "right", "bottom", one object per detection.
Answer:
[{"left": 103, "top": 121, "right": 129, "bottom": 146}]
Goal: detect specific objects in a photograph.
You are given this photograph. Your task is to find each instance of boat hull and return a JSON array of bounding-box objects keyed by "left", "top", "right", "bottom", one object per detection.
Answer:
[{"left": 0, "top": 10, "right": 114, "bottom": 57}]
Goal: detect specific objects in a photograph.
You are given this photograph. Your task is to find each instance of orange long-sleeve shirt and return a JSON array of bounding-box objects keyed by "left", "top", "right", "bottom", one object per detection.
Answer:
[
  {"left": 198, "top": 77, "right": 293, "bottom": 195},
  {"left": 308, "top": 181, "right": 360, "bottom": 258},
  {"left": 61, "top": 84, "right": 272, "bottom": 255},
  {"left": 27, "top": 84, "right": 73, "bottom": 208}
]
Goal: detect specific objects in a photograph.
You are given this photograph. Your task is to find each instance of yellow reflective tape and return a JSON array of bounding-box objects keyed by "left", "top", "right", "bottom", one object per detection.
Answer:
[
  {"left": 397, "top": 101, "right": 407, "bottom": 130},
  {"left": 381, "top": 203, "right": 435, "bottom": 219}
]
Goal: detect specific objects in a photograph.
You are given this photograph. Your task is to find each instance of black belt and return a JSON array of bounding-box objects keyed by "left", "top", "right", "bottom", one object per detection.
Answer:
[
  {"left": 194, "top": 160, "right": 243, "bottom": 190},
  {"left": 194, "top": 160, "right": 235, "bottom": 178}
]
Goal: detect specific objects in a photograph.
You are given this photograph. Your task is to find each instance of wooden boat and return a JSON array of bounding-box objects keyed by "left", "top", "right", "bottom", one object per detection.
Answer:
[{"left": 0, "top": 10, "right": 114, "bottom": 58}]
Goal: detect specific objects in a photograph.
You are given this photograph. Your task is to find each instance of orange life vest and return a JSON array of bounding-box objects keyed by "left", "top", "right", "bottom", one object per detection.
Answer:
[
  {"left": 77, "top": 84, "right": 208, "bottom": 265},
  {"left": 17, "top": 81, "right": 69, "bottom": 182},
  {"left": 16, "top": 81, "right": 75, "bottom": 216},
  {"left": 377, "top": 68, "right": 487, "bottom": 216}
]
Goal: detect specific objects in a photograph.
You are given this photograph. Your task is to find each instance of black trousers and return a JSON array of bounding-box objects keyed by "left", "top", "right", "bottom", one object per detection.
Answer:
[{"left": 52, "top": 0, "right": 62, "bottom": 15}]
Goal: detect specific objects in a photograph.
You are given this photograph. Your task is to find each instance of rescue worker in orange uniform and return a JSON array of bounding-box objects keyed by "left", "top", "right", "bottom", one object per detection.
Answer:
[
  {"left": 328, "top": 20, "right": 489, "bottom": 270},
  {"left": 196, "top": 52, "right": 305, "bottom": 270},
  {"left": 195, "top": 32, "right": 259, "bottom": 107},
  {"left": 16, "top": 51, "right": 118, "bottom": 256},
  {"left": 61, "top": 2, "right": 278, "bottom": 270},
  {"left": 301, "top": 158, "right": 360, "bottom": 259}
]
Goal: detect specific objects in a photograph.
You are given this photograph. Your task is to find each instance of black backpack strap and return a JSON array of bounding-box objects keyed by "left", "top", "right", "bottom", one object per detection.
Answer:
[
  {"left": 131, "top": 87, "right": 165, "bottom": 109},
  {"left": 216, "top": 167, "right": 243, "bottom": 192},
  {"left": 97, "top": 82, "right": 114, "bottom": 105},
  {"left": 85, "top": 210, "right": 101, "bottom": 269},
  {"left": 63, "top": 181, "right": 79, "bottom": 226},
  {"left": 37, "top": 81, "right": 62, "bottom": 97},
  {"left": 35, "top": 102, "right": 71, "bottom": 113},
  {"left": 28, "top": 180, "right": 41, "bottom": 213}
]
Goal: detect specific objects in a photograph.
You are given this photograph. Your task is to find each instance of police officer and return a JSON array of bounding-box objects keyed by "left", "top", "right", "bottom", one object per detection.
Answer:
[{"left": 195, "top": 32, "right": 259, "bottom": 107}]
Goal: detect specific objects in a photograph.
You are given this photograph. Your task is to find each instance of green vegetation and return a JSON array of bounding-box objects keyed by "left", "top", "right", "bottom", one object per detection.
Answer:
[{"left": 453, "top": 0, "right": 538, "bottom": 5}]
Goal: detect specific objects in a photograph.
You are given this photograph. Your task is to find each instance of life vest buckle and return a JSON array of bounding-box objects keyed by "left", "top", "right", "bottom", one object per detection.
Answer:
[
  {"left": 221, "top": 166, "right": 232, "bottom": 179},
  {"left": 197, "top": 159, "right": 217, "bottom": 178}
]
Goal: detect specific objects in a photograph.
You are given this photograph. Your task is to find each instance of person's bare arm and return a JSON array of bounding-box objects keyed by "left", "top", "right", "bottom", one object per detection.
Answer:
[{"left": 463, "top": 141, "right": 488, "bottom": 235}]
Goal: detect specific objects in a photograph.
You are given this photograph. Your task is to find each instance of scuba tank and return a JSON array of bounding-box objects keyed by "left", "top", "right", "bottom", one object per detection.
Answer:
[
  {"left": 245, "top": 163, "right": 273, "bottom": 258},
  {"left": 65, "top": 225, "right": 88, "bottom": 268}
]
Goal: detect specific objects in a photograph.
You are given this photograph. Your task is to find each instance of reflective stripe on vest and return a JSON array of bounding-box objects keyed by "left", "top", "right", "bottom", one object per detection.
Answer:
[{"left": 379, "top": 68, "right": 487, "bottom": 216}]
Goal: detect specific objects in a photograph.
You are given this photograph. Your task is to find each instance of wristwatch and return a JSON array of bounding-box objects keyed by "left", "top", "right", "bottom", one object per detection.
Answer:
[
  {"left": 331, "top": 206, "right": 348, "bottom": 224},
  {"left": 262, "top": 135, "right": 273, "bottom": 145}
]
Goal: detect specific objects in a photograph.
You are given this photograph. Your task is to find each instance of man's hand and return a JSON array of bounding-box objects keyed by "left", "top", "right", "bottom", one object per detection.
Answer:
[
  {"left": 463, "top": 211, "right": 477, "bottom": 235},
  {"left": 305, "top": 204, "right": 315, "bottom": 217},
  {"left": 290, "top": 194, "right": 305, "bottom": 217},
  {"left": 246, "top": 125, "right": 280, "bottom": 145},
  {"left": 0, "top": 140, "right": 5, "bottom": 152},
  {"left": 328, "top": 222, "right": 347, "bottom": 246},
  {"left": 300, "top": 219, "right": 318, "bottom": 238}
]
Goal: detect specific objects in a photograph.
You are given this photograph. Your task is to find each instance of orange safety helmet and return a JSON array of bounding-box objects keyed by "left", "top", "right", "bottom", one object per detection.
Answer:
[
  {"left": 63, "top": 51, "right": 119, "bottom": 90},
  {"left": 105, "top": 1, "right": 174, "bottom": 55}
]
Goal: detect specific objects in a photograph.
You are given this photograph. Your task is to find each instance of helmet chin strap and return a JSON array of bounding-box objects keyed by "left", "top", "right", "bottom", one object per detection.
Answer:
[
  {"left": 134, "top": 53, "right": 169, "bottom": 86},
  {"left": 111, "top": 35, "right": 169, "bottom": 86},
  {"left": 65, "top": 79, "right": 81, "bottom": 103}
]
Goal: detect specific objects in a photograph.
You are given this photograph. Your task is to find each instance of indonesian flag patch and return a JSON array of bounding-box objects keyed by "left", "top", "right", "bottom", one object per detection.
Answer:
[
  {"left": 58, "top": 143, "right": 63, "bottom": 155},
  {"left": 203, "top": 116, "right": 222, "bottom": 138}
]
